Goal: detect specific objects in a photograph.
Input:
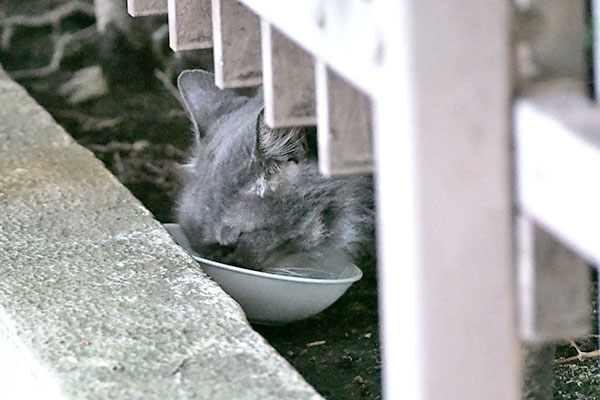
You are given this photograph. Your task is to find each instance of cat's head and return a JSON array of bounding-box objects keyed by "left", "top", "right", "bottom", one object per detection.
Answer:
[{"left": 176, "top": 70, "right": 309, "bottom": 250}]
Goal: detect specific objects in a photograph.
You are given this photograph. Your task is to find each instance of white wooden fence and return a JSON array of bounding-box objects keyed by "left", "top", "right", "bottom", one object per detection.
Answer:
[{"left": 126, "top": 0, "right": 599, "bottom": 398}]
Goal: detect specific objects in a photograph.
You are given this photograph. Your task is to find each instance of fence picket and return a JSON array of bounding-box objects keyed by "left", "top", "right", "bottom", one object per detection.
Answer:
[
  {"left": 211, "top": 0, "right": 262, "bottom": 88},
  {"left": 517, "top": 217, "right": 592, "bottom": 342},
  {"left": 261, "top": 22, "right": 315, "bottom": 128},
  {"left": 168, "top": 0, "right": 212, "bottom": 51},
  {"left": 127, "top": 0, "right": 167, "bottom": 17},
  {"left": 315, "top": 62, "right": 372, "bottom": 176}
]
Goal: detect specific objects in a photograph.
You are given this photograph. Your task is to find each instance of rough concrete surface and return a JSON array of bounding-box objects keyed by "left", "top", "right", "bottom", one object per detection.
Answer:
[{"left": 0, "top": 66, "right": 322, "bottom": 400}]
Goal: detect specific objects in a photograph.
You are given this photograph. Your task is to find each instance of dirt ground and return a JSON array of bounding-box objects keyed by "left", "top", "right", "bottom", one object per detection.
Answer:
[{"left": 1, "top": 2, "right": 597, "bottom": 399}]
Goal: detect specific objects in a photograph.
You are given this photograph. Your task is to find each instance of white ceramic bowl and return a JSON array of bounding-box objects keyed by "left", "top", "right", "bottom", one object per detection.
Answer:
[{"left": 163, "top": 223, "right": 362, "bottom": 324}]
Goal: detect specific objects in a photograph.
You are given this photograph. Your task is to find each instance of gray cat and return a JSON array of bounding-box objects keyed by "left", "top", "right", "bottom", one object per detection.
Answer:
[{"left": 175, "top": 69, "right": 374, "bottom": 272}]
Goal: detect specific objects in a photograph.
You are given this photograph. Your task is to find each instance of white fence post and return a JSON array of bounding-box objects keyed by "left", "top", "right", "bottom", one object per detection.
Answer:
[{"left": 372, "top": 0, "right": 520, "bottom": 398}]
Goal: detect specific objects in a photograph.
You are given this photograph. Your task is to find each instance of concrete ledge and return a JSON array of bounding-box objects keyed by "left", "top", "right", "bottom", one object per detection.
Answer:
[{"left": 0, "top": 66, "right": 322, "bottom": 400}]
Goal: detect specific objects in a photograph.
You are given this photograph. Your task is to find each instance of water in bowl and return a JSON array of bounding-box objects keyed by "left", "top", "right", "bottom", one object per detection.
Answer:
[{"left": 268, "top": 267, "right": 338, "bottom": 279}]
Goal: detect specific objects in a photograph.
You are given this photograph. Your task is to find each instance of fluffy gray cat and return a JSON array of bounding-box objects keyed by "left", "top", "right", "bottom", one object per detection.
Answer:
[{"left": 175, "top": 69, "right": 374, "bottom": 272}]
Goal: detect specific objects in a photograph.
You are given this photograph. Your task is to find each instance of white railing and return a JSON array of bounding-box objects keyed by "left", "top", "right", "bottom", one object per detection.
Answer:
[{"left": 126, "top": 0, "right": 599, "bottom": 398}]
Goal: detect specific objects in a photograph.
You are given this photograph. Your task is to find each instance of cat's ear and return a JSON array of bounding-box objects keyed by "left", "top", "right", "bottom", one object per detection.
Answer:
[
  {"left": 255, "top": 110, "right": 307, "bottom": 163},
  {"left": 177, "top": 69, "right": 247, "bottom": 138}
]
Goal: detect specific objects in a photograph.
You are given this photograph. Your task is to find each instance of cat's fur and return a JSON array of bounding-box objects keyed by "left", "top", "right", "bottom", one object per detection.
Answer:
[{"left": 176, "top": 70, "right": 374, "bottom": 271}]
